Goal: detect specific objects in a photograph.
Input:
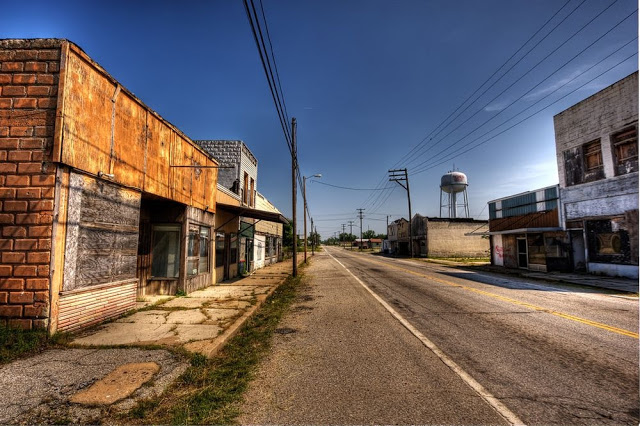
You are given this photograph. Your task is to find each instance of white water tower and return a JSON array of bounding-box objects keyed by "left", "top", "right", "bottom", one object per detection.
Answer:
[{"left": 440, "top": 171, "right": 470, "bottom": 218}]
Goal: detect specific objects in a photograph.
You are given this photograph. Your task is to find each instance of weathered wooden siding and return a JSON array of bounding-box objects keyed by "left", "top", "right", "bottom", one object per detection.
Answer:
[
  {"left": 488, "top": 209, "right": 560, "bottom": 232},
  {"left": 57, "top": 279, "right": 136, "bottom": 332},
  {"left": 57, "top": 43, "right": 217, "bottom": 211},
  {"left": 63, "top": 172, "right": 140, "bottom": 291}
]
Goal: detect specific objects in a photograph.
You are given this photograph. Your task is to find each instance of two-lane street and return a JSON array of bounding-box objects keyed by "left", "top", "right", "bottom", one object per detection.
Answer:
[{"left": 240, "top": 247, "right": 638, "bottom": 424}]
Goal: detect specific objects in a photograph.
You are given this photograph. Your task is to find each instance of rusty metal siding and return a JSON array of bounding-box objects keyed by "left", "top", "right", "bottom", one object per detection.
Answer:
[
  {"left": 57, "top": 279, "right": 136, "bottom": 332},
  {"left": 59, "top": 43, "right": 217, "bottom": 211}
]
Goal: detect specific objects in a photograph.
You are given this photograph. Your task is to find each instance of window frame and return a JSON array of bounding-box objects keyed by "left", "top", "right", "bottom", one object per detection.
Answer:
[
  {"left": 187, "top": 224, "right": 211, "bottom": 277},
  {"left": 611, "top": 125, "right": 638, "bottom": 176},
  {"left": 150, "top": 223, "right": 182, "bottom": 279}
]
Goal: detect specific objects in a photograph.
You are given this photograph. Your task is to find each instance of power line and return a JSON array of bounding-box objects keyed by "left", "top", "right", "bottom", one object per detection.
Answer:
[
  {"left": 243, "top": 0, "right": 292, "bottom": 151},
  {"left": 407, "top": 0, "right": 625, "bottom": 169},
  {"left": 393, "top": 0, "right": 577, "bottom": 170},
  {"left": 309, "top": 180, "right": 395, "bottom": 191},
  {"left": 412, "top": 50, "right": 638, "bottom": 175},
  {"left": 410, "top": 11, "right": 638, "bottom": 173}
]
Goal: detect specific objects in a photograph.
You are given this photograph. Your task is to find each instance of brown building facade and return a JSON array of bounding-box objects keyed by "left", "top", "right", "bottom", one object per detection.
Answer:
[{"left": 0, "top": 39, "right": 219, "bottom": 332}]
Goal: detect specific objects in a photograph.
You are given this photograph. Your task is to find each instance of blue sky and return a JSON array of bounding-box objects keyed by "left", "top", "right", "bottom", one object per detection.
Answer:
[{"left": 4, "top": 0, "right": 637, "bottom": 237}]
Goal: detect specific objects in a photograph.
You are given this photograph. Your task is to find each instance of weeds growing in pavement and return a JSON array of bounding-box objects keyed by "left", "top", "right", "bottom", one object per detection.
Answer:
[{"left": 122, "top": 266, "right": 306, "bottom": 425}]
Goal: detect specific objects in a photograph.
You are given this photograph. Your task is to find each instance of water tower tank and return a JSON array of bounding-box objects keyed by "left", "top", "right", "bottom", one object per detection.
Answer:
[{"left": 440, "top": 171, "right": 468, "bottom": 193}]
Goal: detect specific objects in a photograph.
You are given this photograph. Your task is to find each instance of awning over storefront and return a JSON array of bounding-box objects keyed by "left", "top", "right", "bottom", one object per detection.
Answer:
[{"left": 216, "top": 202, "right": 289, "bottom": 225}]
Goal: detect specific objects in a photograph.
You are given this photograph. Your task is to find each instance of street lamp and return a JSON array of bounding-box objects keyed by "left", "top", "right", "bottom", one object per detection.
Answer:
[{"left": 303, "top": 173, "right": 322, "bottom": 263}]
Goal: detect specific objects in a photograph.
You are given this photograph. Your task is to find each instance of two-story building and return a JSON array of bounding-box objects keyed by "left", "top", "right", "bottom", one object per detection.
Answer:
[
  {"left": 554, "top": 72, "right": 638, "bottom": 278},
  {"left": 387, "top": 218, "right": 409, "bottom": 255},
  {"left": 195, "top": 140, "right": 286, "bottom": 280}
]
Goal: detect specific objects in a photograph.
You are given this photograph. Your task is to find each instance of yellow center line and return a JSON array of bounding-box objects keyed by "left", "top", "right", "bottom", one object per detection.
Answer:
[{"left": 352, "top": 254, "right": 639, "bottom": 339}]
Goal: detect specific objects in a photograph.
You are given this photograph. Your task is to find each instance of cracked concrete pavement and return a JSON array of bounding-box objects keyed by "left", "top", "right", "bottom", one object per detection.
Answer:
[{"left": 0, "top": 259, "right": 296, "bottom": 424}]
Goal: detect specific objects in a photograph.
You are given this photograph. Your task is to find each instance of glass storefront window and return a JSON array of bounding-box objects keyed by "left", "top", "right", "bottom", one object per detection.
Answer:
[
  {"left": 187, "top": 224, "right": 210, "bottom": 276},
  {"left": 199, "top": 227, "right": 210, "bottom": 273},
  {"left": 151, "top": 224, "right": 181, "bottom": 278}
]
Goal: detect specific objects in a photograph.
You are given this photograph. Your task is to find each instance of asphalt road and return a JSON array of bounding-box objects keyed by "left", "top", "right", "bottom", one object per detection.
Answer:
[{"left": 239, "top": 247, "right": 638, "bottom": 424}]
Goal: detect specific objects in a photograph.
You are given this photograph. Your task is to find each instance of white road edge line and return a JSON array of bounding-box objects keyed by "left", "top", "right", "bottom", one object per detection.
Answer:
[{"left": 325, "top": 248, "right": 525, "bottom": 426}]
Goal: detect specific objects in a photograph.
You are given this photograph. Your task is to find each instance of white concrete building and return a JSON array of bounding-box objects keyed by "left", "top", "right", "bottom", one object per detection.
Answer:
[{"left": 554, "top": 72, "right": 638, "bottom": 278}]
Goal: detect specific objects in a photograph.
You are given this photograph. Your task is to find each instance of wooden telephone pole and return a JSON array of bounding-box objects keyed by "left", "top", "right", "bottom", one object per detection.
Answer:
[
  {"left": 389, "top": 168, "right": 413, "bottom": 258},
  {"left": 292, "top": 118, "right": 298, "bottom": 277}
]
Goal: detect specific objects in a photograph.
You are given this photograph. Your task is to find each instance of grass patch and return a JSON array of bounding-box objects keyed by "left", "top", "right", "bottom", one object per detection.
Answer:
[
  {"left": 0, "top": 324, "right": 69, "bottom": 365},
  {"left": 121, "top": 267, "right": 306, "bottom": 425}
]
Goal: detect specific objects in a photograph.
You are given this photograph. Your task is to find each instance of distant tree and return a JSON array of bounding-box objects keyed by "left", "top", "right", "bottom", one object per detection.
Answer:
[
  {"left": 362, "top": 230, "right": 376, "bottom": 239},
  {"left": 283, "top": 218, "right": 293, "bottom": 248},
  {"left": 376, "top": 233, "right": 387, "bottom": 240}
]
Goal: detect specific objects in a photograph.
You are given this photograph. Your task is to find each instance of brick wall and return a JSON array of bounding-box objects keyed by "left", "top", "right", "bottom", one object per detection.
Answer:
[
  {"left": 195, "top": 140, "right": 258, "bottom": 199},
  {"left": 0, "top": 40, "right": 61, "bottom": 329}
]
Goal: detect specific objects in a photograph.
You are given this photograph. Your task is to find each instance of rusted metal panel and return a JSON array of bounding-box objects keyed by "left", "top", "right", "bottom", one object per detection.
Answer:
[
  {"left": 488, "top": 209, "right": 560, "bottom": 232},
  {"left": 112, "top": 90, "right": 146, "bottom": 189},
  {"left": 144, "top": 113, "right": 171, "bottom": 199},
  {"left": 59, "top": 44, "right": 218, "bottom": 207},
  {"left": 61, "top": 49, "right": 112, "bottom": 177}
]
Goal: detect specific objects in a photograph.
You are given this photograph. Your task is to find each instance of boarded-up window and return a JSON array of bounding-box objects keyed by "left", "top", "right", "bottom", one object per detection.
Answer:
[
  {"left": 243, "top": 172, "right": 249, "bottom": 205},
  {"left": 584, "top": 140, "right": 603, "bottom": 170},
  {"left": 612, "top": 126, "right": 638, "bottom": 176},
  {"left": 64, "top": 173, "right": 140, "bottom": 291},
  {"left": 250, "top": 178, "right": 255, "bottom": 207},
  {"left": 563, "top": 140, "right": 605, "bottom": 186}
]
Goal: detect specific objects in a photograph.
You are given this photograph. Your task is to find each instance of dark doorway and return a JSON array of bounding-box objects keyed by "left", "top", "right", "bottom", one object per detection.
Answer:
[{"left": 517, "top": 238, "right": 528, "bottom": 269}]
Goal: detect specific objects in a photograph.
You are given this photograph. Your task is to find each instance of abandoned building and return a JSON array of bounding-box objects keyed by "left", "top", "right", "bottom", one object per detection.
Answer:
[
  {"left": 0, "top": 39, "right": 287, "bottom": 333},
  {"left": 488, "top": 185, "right": 570, "bottom": 272},
  {"left": 0, "top": 39, "right": 223, "bottom": 332},
  {"left": 554, "top": 71, "right": 638, "bottom": 279},
  {"left": 387, "top": 218, "right": 409, "bottom": 255},
  {"left": 410, "top": 214, "right": 489, "bottom": 258},
  {"left": 195, "top": 140, "right": 286, "bottom": 281}
]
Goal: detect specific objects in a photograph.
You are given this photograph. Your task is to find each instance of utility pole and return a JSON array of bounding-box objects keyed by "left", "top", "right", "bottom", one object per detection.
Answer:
[
  {"left": 348, "top": 220, "right": 354, "bottom": 250},
  {"left": 291, "top": 118, "right": 298, "bottom": 277},
  {"left": 311, "top": 217, "right": 315, "bottom": 255},
  {"left": 389, "top": 168, "right": 413, "bottom": 258},
  {"left": 341, "top": 223, "right": 346, "bottom": 248},
  {"left": 357, "top": 208, "right": 365, "bottom": 251}
]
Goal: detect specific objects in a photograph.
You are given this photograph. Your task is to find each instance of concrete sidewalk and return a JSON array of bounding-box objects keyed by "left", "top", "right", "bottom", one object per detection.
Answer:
[
  {"left": 71, "top": 259, "right": 297, "bottom": 356},
  {"left": 0, "top": 258, "right": 301, "bottom": 424}
]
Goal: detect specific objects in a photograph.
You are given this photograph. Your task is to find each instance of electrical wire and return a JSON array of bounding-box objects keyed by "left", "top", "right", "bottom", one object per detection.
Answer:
[
  {"left": 410, "top": 12, "right": 638, "bottom": 173},
  {"left": 412, "top": 50, "right": 638, "bottom": 175}
]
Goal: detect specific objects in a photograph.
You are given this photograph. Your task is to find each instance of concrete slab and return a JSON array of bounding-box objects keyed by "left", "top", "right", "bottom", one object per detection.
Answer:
[
  {"left": 165, "top": 310, "right": 208, "bottom": 324},
  {"left": 0, "top": 349, "right": 187, "bottom": 424},
  {"left": 189, "top": 285, "right": 262, "bottom": 299},
  {"left": 73, "top": 322, "right": 178, "bottom": 346},
  {"left": 70, "top": 362, "right": 160, "bottom": 405},
  {"left": 116, "top": 310, "right": 169, "bottom": 324},
  {"left": 161, "top": 297, "right": 211, "bottom": 309},
  {"left": 203, "top": 308, "right": 242, "bottom": 323},
  {"left": 173, "top": 324, "right": 222, "bottom": 343}
]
